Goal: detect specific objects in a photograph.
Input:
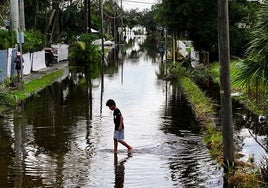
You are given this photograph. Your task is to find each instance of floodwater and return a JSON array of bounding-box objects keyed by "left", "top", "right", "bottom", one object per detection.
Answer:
[
  {"left": 0, "top": 36, "right": 224, "bottom": 187},
  {"left": 200, "top": 79, "right": 268, "bottom": 164}
]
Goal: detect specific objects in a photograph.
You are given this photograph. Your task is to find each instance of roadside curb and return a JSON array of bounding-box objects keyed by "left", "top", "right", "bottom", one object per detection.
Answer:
[{"left": 23, "top": 61, "right": 69, "bottom": 84}]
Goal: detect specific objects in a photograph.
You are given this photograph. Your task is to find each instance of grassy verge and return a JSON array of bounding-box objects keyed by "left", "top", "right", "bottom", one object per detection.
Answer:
[
  {"left": 208, "top": 61, "right": 265, "bottom": 187},
  {"left": 179, "top": 76, "right": 223, "bottom": 161},
  {"left": 10, "top": 69, "right": 64, "bottom": 101},
  {"left": 166, "top": 61, "right": 264, "bottom": 187},
  {"left": 208, "top": 60, "right": 265, "bottom": 115},
  {"left": 0, "top": 69, "right": 64, "bottom": 116}
]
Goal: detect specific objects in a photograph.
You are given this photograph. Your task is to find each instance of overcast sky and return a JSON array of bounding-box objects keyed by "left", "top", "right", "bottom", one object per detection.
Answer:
[{"left": 122, "top": 0, "right": 158, "bottom": 11}]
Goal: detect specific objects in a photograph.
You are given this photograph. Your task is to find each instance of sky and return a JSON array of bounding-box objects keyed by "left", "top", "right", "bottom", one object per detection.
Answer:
[{"left": 122, "top": 0, "right": 158, "bottom": 11}]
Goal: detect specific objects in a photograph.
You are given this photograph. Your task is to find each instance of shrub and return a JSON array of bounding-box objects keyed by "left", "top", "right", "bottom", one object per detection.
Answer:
[
  {"left": 0, "top": 29, "right": 44, "bottom": 52},
  {"left": 23, "top": 30, "right": 45, "bottom": 53},
  {"left": 79, "top": 33, "right": 99, "bottom": 44},
  {"left": 0, "top": 30, "right": 16, "bottom": 49},
  {"left": 0, "top": 78, "right": 16, "bottom": 107},
  {"left": 68, "top": 40, "right": 101, "bottom": 66}
]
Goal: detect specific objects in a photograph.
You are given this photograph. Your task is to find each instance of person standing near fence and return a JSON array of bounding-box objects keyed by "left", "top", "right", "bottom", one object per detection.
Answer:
[{"left": 14, "top": 51, "right": 24, "bottom": 82}]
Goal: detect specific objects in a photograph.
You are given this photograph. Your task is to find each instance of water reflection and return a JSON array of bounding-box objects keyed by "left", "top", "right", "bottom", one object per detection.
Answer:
[
  {"left": 114, "top": 153, "right": 132, "bottom": 188},
  {"left": 0, "top": 36, "right": 224, "bottom": 187},
  {"left": 198, "top": 76, "right": 268, "bottom": 163}
]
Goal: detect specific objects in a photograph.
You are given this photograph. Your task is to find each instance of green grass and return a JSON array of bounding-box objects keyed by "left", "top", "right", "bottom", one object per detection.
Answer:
[
  {"left": 0, "top": 69, "right": 65, "bottom": 115},
  {"left": 207, "top": 60, "right": 268, "bottom": 187},
  {"left": 208, "top": 62, "right": 220, "bottom": 84},
  {"left": 10, "top": 69, "right": 64, "bottom": 101},
  {"left": 208, "top": 60, "right": 266, "bottom": 115},
  {"left": 180, "top": 76, "right": 214, "bottom": 119},
  {"left": 179, "top": 76, "right": 223, "bottom": 160},
  {"left": 180, "top": 62, "right": 268, "bottom": 187}
]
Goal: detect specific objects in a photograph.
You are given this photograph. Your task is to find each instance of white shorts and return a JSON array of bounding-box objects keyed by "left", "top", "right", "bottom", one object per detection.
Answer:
[{"left": 114, "top": 129, "right": 124, "bottom": 141}]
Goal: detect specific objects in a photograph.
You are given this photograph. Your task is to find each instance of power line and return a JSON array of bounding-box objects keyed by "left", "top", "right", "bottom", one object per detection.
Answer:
[{"left": 123, "top": 0, "right": 155, "bottom": 5}]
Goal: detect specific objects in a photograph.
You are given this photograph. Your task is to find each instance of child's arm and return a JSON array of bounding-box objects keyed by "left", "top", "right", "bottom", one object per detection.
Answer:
[{"left": 118, "top": 115, "right": 123, "bottom": 130}]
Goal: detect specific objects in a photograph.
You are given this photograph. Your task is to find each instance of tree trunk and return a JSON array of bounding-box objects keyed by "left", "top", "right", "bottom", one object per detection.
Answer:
[{"left": 50, "top": 0, "right": 60, "bottom": 42}]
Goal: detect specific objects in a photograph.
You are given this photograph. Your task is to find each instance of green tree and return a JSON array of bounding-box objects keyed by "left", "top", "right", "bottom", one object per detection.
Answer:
[
  {"left": 229, "top": 1, "right": 260, "bottom": 56},
  {"left": 24, "top": 0, "right": 88, "bottom": 43},
  {"left": 159, "top": 0, "right": 217, "bottom": 58},
  {"left": 0, "top": 30, "right": 16, "bottom": 49},
  {"left": 139, "top": 8, "right": 157, "bottom": 34},
  {"left": 24, "top": 0, "right": 50, "bottom": 30},
  {"left": 0, "top": 0, "right": 9, "bottom": 25},
  {"left": 156, "top": 0, "right": 259, "bottom": 60},
  {"left": 124, "top": 9, "right": 141, "bottom": 30},
  {"left": 103, "top": 0, "right": 121, "bottom": 39},
  {"left": 234, "top": 2, "right": 268, "bottom": 89}
]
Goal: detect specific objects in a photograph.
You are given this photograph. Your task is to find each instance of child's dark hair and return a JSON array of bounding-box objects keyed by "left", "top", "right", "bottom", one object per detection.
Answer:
[{"left": 106, "top": 99, "right": 116, "bottom": 106}]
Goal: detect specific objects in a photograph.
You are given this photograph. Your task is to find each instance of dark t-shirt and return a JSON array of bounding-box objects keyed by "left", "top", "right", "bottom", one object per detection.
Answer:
[
  {"left": 14, "top": 56, "right": 24, "bottom": 70},
  {"left": 113, "top": 108, "right": 124, "bottom": 131}
]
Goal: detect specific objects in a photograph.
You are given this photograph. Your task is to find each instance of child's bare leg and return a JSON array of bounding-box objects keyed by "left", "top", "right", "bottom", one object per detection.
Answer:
[
  {"left": 118, "top": 140, "right": 133, "bottom": 152},
  {"left": 114, "top": 139, "right": 118, "bottom": 153}
]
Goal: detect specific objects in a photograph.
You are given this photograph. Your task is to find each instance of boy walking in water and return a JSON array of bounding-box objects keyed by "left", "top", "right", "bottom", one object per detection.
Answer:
[{"left": 106, "top": 99, "right": 133, "bottom": 154}]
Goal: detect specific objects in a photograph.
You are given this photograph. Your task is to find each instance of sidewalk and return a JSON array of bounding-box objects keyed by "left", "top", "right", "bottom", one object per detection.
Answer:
[{"left": 22, "top": 61, "right": 69, "bottom": 84}]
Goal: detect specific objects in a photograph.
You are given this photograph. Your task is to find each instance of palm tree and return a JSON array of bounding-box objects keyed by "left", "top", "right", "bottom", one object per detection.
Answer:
[{"left": 234, "top": 2, "right": 268, "bottom": 93}]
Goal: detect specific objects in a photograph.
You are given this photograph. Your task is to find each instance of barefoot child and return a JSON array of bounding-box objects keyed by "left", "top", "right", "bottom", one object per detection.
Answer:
[{"left": 106, "top": 99, "right": 133, "bottom": 154}]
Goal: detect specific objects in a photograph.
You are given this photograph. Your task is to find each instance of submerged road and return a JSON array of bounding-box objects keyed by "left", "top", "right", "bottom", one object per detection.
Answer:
[{"left": 0, "top": 36, "right": 223, "bottom": 187}]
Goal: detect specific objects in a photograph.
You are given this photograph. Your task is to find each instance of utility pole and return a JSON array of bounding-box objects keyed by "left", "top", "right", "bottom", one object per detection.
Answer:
[
  {"left": 99, "top": 0, "right": 105, "bottom": 114},
  {"left": 217, "top": 0, "right": 234, "bottom": 171},
  {"left": 18, "top": 0, "right": 25, "bottom": 81},
  {"left": 10, "top": 0, "right": 25, "bottom": 31},
  {"left": 88, "top": 0, "right": 91, "bottom": 33},
  {"left": 10, "top": 0, "right": 25, "bottom": 80},
  {"left": 19, "top": 0, "right": 25, "bottom": 31},
  {"left": 99, "top": 0, "right": 104, "bottom": 56},
  {"left": 10, "top": 0, "right": 19, "bottom": 30},
  {"left": 120, "top": 0, "right": 123, "bottom": 43},
  {"left": 85, "top": 0, "right": 91, "bottom": 33},
  {"left": 172, "top": 32, "right": 176, "bottom": 64}
]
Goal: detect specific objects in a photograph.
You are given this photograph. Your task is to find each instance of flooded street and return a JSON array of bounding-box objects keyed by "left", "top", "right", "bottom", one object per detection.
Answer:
[{"left": 0, "top": 36, "right": 223, "bottom": 187}]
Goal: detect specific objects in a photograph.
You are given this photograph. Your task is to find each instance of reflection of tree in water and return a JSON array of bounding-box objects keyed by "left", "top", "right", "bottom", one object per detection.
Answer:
[
  {"left": 140, "top": 37, "right": 160, "bottom": 61},
  {"left": 6, "top": 71, "right": 94, "bottom": 187},
  {"left": 104, "top": 46, "right": 120, "bottom": 75},
  {"left": 125, "top": 36, "right": 163, "bottom": 63},
  {"left": 103, "top": 36, "right": 162, "bottom": 75},
  {"left": 125, "top": 38, "right": 135, "bottom": 49},
  {"left": 160, "top": 83, "right": 214, "bottom": 187},
  {"left": 105, "top": 46, "right": 121, "bottom": 65},
  {"left": 114, "top": 154, "right": 132, "bottom": 188},
  {"left": 160, "top": 83, "right": 200, "bottom": 135},
  {"left": 24, "top": 73, "right": 90, "bottom": 155},
  {"left": 0, "top": 120, "right": 15, "bottom": 187}
]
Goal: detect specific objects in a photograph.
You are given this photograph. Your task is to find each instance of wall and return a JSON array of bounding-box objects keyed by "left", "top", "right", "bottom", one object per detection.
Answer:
[{"left": 0, "top": 44, "right": 69, "bottom": 83}]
